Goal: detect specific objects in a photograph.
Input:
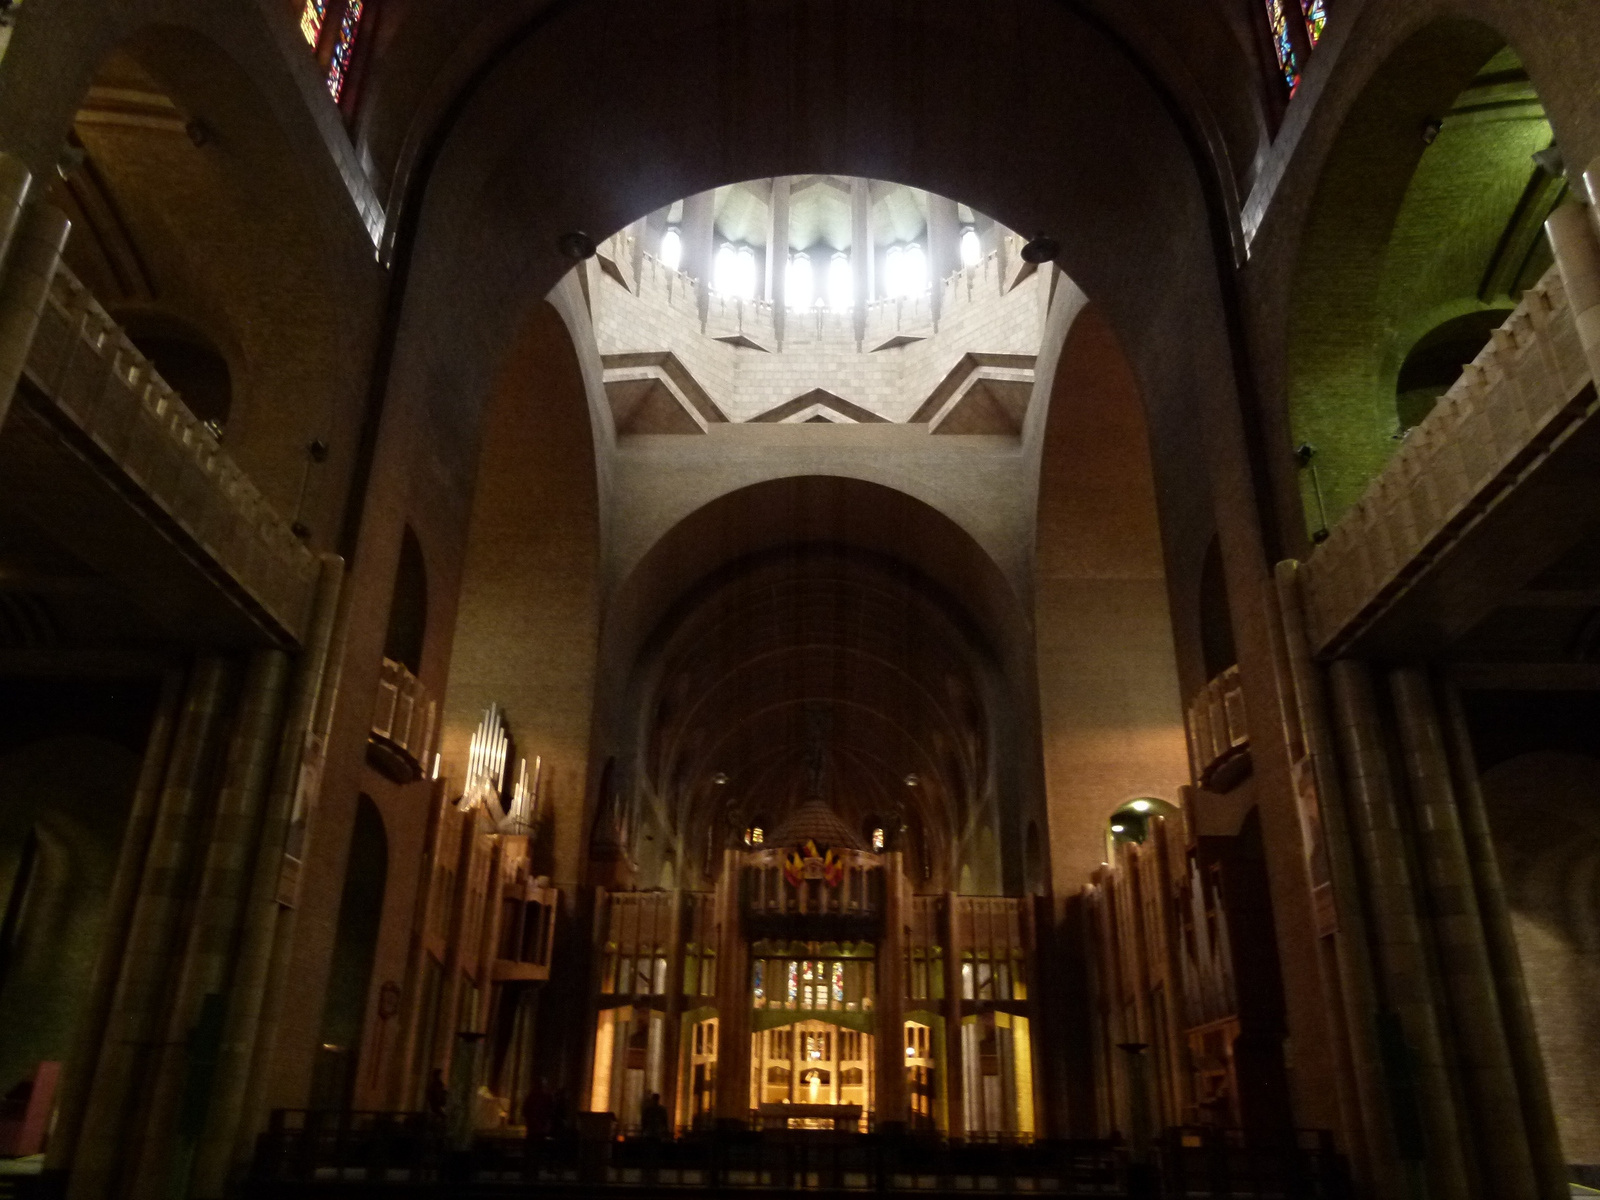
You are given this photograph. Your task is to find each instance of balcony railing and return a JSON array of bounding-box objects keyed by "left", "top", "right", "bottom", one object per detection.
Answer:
[
  {"left": 21, "top": 263, "right": 319, "bottom": 643},
  {"left": 1185, "top": 665, "right": 1249, "bottom": 790},
  {"left": 367, "top": 657, "right": 437, "bottom": 783},
  {"left": 1299, "top": 263, "right": 1593, "bottom": 655}
]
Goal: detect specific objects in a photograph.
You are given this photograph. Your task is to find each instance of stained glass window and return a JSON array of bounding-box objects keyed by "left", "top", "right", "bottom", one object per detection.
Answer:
[
  {"left": 300, "top": 0, "right": 327, "bottom": 47},
  {"left": 787, "top": 959, "right": 798, "bottom": 1004},
  {"left": 326, "top": 0, "right": 364, "bottom": 103},
  {"left": 1300, "top": 0, "right": 1327, "bottom": 47},
  {"left": 1263, "top": 0, "right": 1299, "bottom": 92},
  {"left": 753, "top": 959, "right": 765, "bottom": 1005},
  {"left": 832, "top": 961, "right": 844, "bottom": 1004}
]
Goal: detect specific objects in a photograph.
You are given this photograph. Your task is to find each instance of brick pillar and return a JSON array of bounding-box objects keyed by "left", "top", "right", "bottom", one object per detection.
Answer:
[
  {"left": 0, "top": 202, "right": 69, "bottom": 430},
  {"left": 1548, "top": 197, "right": 1600, "bottom": 385},
  {"left": 926, "top": 194, "right": 959, "bottom": 325},
  {"left": 682, "top": 190, "right": 716, "bottom": 325},
  {"left": 941, "top": 892, "right": 965, "bottom": 1138},
  {"left": 851, "top": 177, "right": 871, "bottom": 345},
  {"left": 713, "top": 850, "right": 750, "bottom": 1122},
  {"left": 767, "top": 177, "right": 790, "bottom": 349},
  {"left": 874, "top": 853, "right": 907, "bottom": 1128}
]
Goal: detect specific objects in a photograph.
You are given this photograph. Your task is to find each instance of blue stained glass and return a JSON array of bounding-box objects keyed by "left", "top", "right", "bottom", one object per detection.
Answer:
[
  {"left": 1263, "top": 0, "right": 1300, "bottom": 92},
  {"left": 326, "top": 0, "right": 364, "bottom": 102},
  {"left": 787, "top": 960, "right": 798, "bottom": 1003},
  {"left": 753, "top": 959, "right": 765, "bottom": 1001},
  {"left": 832, "top": 962, "right": 844, "bottom": 1003},
  {"left": 1301, "top": 0, "right": 1328, "bottom": 46}
]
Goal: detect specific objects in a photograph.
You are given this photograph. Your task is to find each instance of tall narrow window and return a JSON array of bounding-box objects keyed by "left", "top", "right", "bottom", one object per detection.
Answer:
[
  {"left": 901, "top": 243, "right": 927, "bottom": 295},
  {"left": 959, "top": 227, "right": 981, "bottom": 268},
  {"left": 659, "top": 227, "right": 682, "bottom": 271},
  {"left": 326, "top": 0, "right": 365, "bottom": 102},
  {"left": 300, "top": 0, "right": 327, "bottom": 47},
  {"left": 1262, "top": 0, "right": 1298, "bottom": 92},
  {"left": 737, "top": 245, "right": 758, "bottom": 300},
  {"left": 788, "top": 254, "right": 814, "bottom": 310},
  {"left": 1300, "top": 0, "right": 1327, "bottom": 47},
  {"left": 827, "top": 252, "right": 853, "bottom": 313},
  {"left": 713, "top": 243, "right": 739, "bottom": 295}
]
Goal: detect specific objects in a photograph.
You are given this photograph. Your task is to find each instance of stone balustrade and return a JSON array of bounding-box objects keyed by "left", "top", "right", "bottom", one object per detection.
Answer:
[
  {"left": 22, "top": 262, "right": 319, "bottom": 642},
  {"left": 1299, "top": 262, "right": 1594, "bottom": 655},
  {"left": 1185, "top": 664, "right": 1249, "bottom": 790}
]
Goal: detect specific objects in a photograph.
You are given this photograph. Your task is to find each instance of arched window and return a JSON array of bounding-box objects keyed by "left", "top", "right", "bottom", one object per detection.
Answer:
[
  {"left": 787, "top": 253, "right": 814, "bottom": 310},
  {"left": 901, "top": 243, "right": 927, "bottom": 295},
  {"left": 1261, "top": 0, "right": 1328, "bottom": 94},
  {"left": 659, "top": 227, "right": 682, "bottom": 271},
  {"left": 959, "top": 227, "right": 981, "bottom": 268},
  {"left": 713, "top": 243, "right": 758, "bottom": 300},
  {"left": 713, "top": 243, "right": 738, "bottom": 295},
  {"left": 827, "top": 252, "right": 853, "bottom": 312},
  {"left": 737, "top": 245, "right": 757, "bottom": 299},
  {"left": 884, "top": 244, "right": 929, "bottom": 298}
]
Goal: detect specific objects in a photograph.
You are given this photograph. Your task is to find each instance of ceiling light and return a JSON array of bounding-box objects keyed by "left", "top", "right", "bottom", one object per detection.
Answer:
[
  {"left": 1111, "top": 824, "right": 1125, "bottom": 833},
  {"left": 1130, "top": 800, "right": 1151, "bottom": 813}
]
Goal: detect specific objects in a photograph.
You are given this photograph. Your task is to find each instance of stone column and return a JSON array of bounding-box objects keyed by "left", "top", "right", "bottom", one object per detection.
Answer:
[
  {"left": 128, "top": 649, "right": 294, "bottom": 1200},
  {"left": 67, "top": 656, "right": 240, "bottom": 1200},
  {"left": 210, "top": 555, "right": 347, "bottom": 1185},
  {"left": 1546, "top": 199, "right": 1600, "bottom": 384},
  {"left": 1389, "top": 668, "right": 1537, "bottom": 1200},
  {"left": 660, "top": 888, "right": 687, "bottom": 1132},
  {"left": 926, "top": 194, "right": 960, "bottom": 325},
  {"left": 1273, "top": 563, "right": 1401, "bottom": 1197},
  {"left": 712, "top": 849, "right": 750, "bottom": 1122},
  {"left": 851, "top": 177, "right": 872, "bottom": 345},
  {"left": 0, "top": 203, "right": 69, "bottom": 430},
  {"left": 44, "top": 668, "right": 184, "bottom": 1182},
  {"left": 682, "top": 190, "right": 716, "bottom": 325},
  {"left": 874, "top": 853, "right": 907, "bottom": 1128},
  {"left": 941, "top": 892, "right": 965, "bottom": 1138},
  {"left": 1327, "top": 660, "right": 1470, "bottom": 1200},
  {"left": 1439, "top": 683, "right": 1570, "bottom": 1200},
  {"left": 0, "top": 152, "right": 33, "bottom": 280},
  {"left": 767, "top": 177, "right": 789, "bottom": 349}
]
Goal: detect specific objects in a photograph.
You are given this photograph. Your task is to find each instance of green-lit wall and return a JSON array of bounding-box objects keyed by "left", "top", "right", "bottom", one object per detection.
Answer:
[{"left": 1288, "top": 45, "right": 1554, "bottom": 533}]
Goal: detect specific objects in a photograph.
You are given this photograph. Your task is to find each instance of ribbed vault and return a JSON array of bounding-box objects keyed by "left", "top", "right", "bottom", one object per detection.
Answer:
[{"left": 647, "top": 546, "right": 987, "bottom": 890}]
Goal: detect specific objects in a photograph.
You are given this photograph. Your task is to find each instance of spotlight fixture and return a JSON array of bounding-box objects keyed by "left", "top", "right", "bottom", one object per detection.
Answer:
[
  {"left": 1020, "top": 233, "right": 1060, "bottom": 264},
  {"left": 712, "top": 772, "right": 729, "bottom": 785},
  {"left": 1130, "top": 799, "right": 1151, "bottom": 813},
  {"left": 1421, "top": 118, "right": 1442, "bottom": 146},
  {"left": 557, "top": 230, "right": 597, "bottom": 260},
  {"left": 903, "top": 773, "right": 919, "bottom": 787}
]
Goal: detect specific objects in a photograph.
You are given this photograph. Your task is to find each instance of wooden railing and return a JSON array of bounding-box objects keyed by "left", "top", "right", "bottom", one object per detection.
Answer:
[
  {"left": 1299, "top": 263, "right": 1593, "bottom": 655},
  {"left": 1185, "top": 665, "right": 1249, "bottom": 790},
  {"left": 22, "top": 263, "right": 319, "bottom": 642},
  {"left": 368, "top": 657, "right": 437, "bottom": 782}
]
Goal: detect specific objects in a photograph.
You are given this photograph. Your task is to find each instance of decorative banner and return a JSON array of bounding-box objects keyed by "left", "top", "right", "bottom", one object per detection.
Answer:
[{"left": 783, "top": 840, "right": 845, "bottom": 887}]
